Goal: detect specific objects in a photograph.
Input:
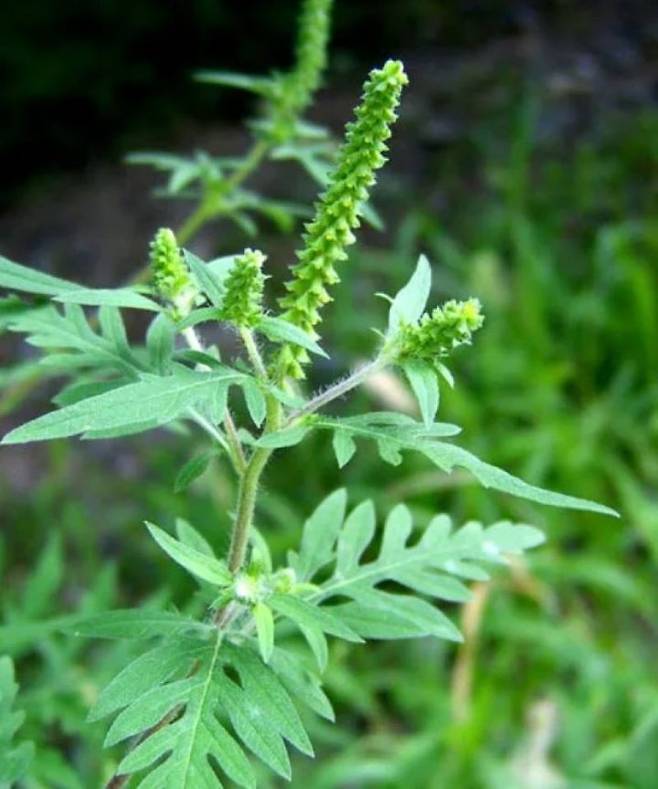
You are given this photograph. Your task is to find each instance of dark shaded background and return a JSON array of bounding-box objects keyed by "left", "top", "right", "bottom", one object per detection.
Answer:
[{"left": 2, "top": 0, "right": 658, "bottom": 207}]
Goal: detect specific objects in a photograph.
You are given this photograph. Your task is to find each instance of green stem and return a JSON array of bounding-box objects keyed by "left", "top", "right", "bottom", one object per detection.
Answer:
[
  {"left": 177, "top": 138, "right": 271, "bottom": 247},
  {"left": 177, "top": 201, "right": 214, "bottom": 246},
  {"left": 240, "top": 328, "right": 268, "bottom": 380},
  {"left": 287, "top": 355, "right": 385, "bottom": 423},
  {"left": 224, "top": 139, "right": 271, "bottom": 191},
  {"left": 226, "top": 396, "right": 281, "bottom": 573}
]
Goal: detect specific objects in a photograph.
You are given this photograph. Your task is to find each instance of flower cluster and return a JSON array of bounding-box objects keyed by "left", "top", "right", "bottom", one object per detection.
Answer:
[
  {"left": 395, "top": 298, "right": 484, "bottom": 363},
  {"left": 278, "top": 59, "right": 408, "bottom": 377},
  {"left": 286, "top": 0, "right": 332, "bottom": 115},
  {"left": 149, "top": 228, "right": 194, "bottom": 310},
  {"left": 219, "top": 248, "right": 266, "bottom": 328}
]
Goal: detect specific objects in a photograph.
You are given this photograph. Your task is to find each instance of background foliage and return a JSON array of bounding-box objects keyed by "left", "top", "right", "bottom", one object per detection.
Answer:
[{"left": 1, "top": 1, "right": 657, "bottom": 786}]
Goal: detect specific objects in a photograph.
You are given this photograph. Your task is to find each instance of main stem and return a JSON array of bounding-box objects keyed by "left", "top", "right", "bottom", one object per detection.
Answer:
[{"left": 226, "top": 397, "right": 280, "bottom": 573}]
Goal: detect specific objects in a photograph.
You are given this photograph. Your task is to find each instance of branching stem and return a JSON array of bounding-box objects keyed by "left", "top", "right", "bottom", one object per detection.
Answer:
[{"left": 287, "top": 355, "right": 386, "bottom": 423}]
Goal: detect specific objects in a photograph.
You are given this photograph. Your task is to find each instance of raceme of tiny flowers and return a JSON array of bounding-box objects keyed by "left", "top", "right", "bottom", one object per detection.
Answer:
[
  {"left": 219, "top": 248, "right": 266, "bottom": 328},
  {"left": 277, "top": 59, "right": 408, "bottom": 378},
  {"left": 150, "top": 227, "right": 195, "bottom": 312},
  {"left": 394, "top": 298, "right": 485, "bottom": 364},
  {"left": 272, "top": 0, "right": 334, "bottom": 138}
]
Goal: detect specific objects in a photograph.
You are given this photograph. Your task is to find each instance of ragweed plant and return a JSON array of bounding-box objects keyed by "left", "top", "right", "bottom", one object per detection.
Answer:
[{"left": 0, "top": 2, "right": 617, "bottom": 787}]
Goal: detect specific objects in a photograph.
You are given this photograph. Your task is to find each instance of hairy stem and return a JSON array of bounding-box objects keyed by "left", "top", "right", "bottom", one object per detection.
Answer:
[
  {"left": 240, "top": 328, "right": 268, "bottom": 380},
  {"left": 226, "top": 396, "right": 281, "bottom": 573},
  {"left": 287, "top": 356, "right": 385, "bottom": 423}
]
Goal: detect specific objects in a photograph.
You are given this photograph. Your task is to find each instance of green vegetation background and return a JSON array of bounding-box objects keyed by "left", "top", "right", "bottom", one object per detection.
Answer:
[{"left": 1, "top": 1, "right": 657, "bottom": 786}]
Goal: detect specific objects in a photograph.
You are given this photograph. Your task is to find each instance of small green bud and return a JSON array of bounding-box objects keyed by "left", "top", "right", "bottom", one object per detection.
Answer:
[
  {"left": 233, "top": 572, "right": 262, "bottom": 603},
  {"left": 219, "top": 248, "right": 266, "bottom": 328},
  {"left": 278, "top": 59, "right": 408, "bottom": 378},
  {"left": 272, "top": 567, "right": 297, "bottom": 594},
  {"left": 149, "top": 228, "right": 195, "bottom": 313},
  {"left": 395, "top": 298, "right": 484, "bottom": 363}
]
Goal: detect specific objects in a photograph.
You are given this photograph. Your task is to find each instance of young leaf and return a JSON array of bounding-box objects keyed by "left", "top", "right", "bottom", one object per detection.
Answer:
[
  {"left": 332, "top": 429, "right": 356, "bottom": 468},
  {"left": 257, "top": 315, "right": 328, "bottom": 358},
  {"left": 403, "top": 359, "right": 439, "bottom": 427},
  {"left": 241, "top": 378, "right": 267, "bottom": 427},
  {"left": 146, "top": 522, "right": 231, "bottom": 586},
  {"left": 175, "top": 519, "right": 215, "bottom": 558},
  {"left": 387, "top": 253, "right": 432, "bottom": 334},
  {"left": 174, "top": 452, "right": 214, "bottom": 493},
  {"left": 147, "top": 312, "right": 176, "bottom": 374},
  {"left": 195, "top": 70, "right": 274, "bottom": 96},
  {"left": 254, "top": 424, "right": 311, "bottom": 449},
  {"left": 184, "top": 250, "right": 227, "bottom": 308},
  {"left": 254, "top": 601, "right": 275, "bottom": 664}
]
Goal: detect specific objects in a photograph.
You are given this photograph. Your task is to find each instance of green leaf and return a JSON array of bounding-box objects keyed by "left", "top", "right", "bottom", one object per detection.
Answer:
[
  {"left": 298, "top": 624, "right": 328, "bottom": 672},
  {"left": 147, "top": 312, "right": 176, "bottom": 374},
  {"left": 289, "top": 488, "right": 347, "bottom": 580},
  {"left": 285, "top": 495, "right": 549, "bottom": 647},
  {"left": 421, "top": 443, "right": 619, "bottom": 516},
  {"left": 176, "top": 306, "right": 223, "bottom": 331},
  {"left": 336, "top": 500, "right": 376, "bottom": 576},
  {"left": 257, "top": 316, "right": 328, "bottom": 357},
  {"left": 269, "top": 594, "right": 363, "bottom": 643},
  {"left": 88, "top": 639, "right": 205, "bottom": 722},
  {"left": 387, "top": 254, "right": 432, "bottom": 333},
  {"left": 253, "top": 601, "right": 274, "bottom": 664},
  {"left": 5, "top": 303, "right": 145, "bottom": 376},
  {"left": 254, "top": 424, "right": 311, "bottom": 449},
  {"left": 52, "top": 379, "right": 126, "bottom": 407},
  {"left": 0, "top": 254, "right": 81, "bottom": 295},
  {"left": 195, "top": 70, "right": 274, "bottom": 96},
  {"left": 2, "top": 368, "right": 243, "bottom": 445},
  {"left": 175, "top": 519, "right": 215, "bottom": 557},
  {"left": 224, "top": 644, "right": 313, "bottom": 756},
  {"left": 313, "top": 413, "right": 616, "bottom": 516},
  {"left": 332, "top": 429, "right": 357, "bottom": 468},
  {"left": 174, "top": 452, "right": 214, "bottom": 493},
  {"left": 54, "top": 288, "right": 160, "bottom": 311},
  {"left": 146, "top": 522, "right": 231, "bottom": 586},
  {"left": 403, "top": 359, "right": 439, "bottom": 427},
  {"left": 68, "top": 609, "right": 207, "bottom": 640},
  {"left": 112, "top": 634, "right": 258, "bottom": 788},
  {"left": 218, "top": 675, "right": 292, "bottom": 779},
  {"left": 336, "top": 589, "right": 463, "bottom": 642},
  {"left": 184, "top": 250, "right": 227, "bottom": 308},
  {"left": 269, "top": 647, "right": 334, "bottom": 722},
  {"left": 0, "top": 656, "right": 34, "bottom": 785},
  {"left": 241, "top": 378, "right": 267, "bottom": 427}
]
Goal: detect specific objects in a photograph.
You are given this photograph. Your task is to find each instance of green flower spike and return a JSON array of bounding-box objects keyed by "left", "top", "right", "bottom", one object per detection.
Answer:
[
  {"left": 149, "top": 228, "right": 195, "bottom": 312},
  {"left": 278, "top": 59, "right": 408, "bottom": 378},
  {"left": 220, "top": 248, "right": 266, "bottom": 328},
  {"left": 286, "top": 0, "right": 332, "bottom": 116},
  {"left": 396, "top": 298, "right": 485, "bottom": 363}
]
